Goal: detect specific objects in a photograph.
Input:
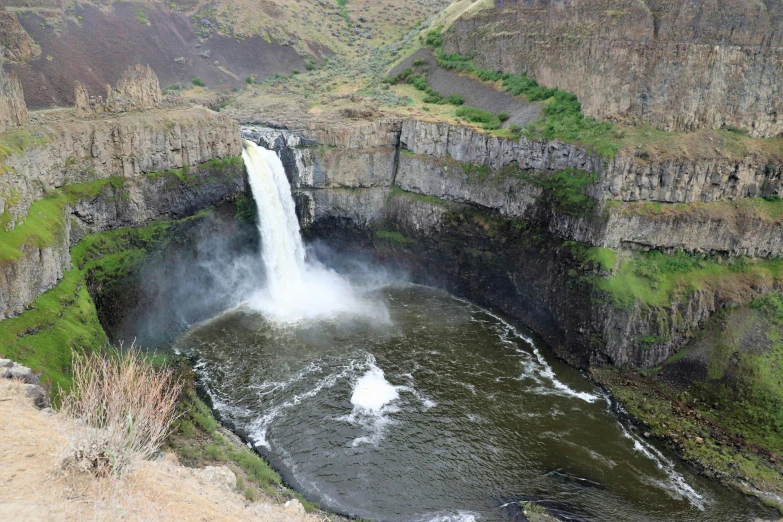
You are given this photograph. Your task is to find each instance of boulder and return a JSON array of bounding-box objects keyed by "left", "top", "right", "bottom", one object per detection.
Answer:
[{"left": 202, "top": 465, "right": 237, "bottom": 491}]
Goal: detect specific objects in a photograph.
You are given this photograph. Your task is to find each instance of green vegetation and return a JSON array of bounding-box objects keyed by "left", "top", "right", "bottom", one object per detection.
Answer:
[
  {"left": 0, "top": 178, "right": 120, "bottom": 263},
  {"left": 135, "top": 8, "right": 149, "bottom": 25},
  {"left": 375, "top": 229, "right": 415, "bottom": 244},
  {"left": 0, "top": 213, "right": 183, "bottom": 396},
  {"left": 595, "top": 249, "right": 783, "bottom": 311},
  {"left": 336, "top": 0, "right": 350, "bottom": 26},
  {"left": 536, "top": 168, "right": 599, "bottom": 216},
  {"left": 191, "top": 77, "right": 206, "bottom": 87},
  {"left": 455, "top": 105, "right": 503, "bottom": 130},
  {"left": 0, "top": 128, "right": 49, "bottom": 169},
  {"left": 421, "top": 28, "right": 620, "bottom": 156},
  {"left": 384, "top": 69, "right": 466, "bottom": 107}
]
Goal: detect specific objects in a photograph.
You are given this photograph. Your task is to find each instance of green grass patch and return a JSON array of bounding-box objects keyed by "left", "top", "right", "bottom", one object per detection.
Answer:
[
  {"left": 387, "top": 184, "right": 450, "bottom": 207},
  {"left": 596, "top": 249, "right": 783, "bottom": 310},
  {"left": 375, "top": 229, "right": 415, "bottom": 244},
  {"left": 135, "top": 8, "right": 149, "bottom": 24},
  {"left": 0, "top": 128, "right": 49, "bottom": 166},
  {"left": 455, "top": 105, "right": 502, "bottom": 130},
  {"left": 536, "top": 168, "right": 598, "bottom": 216}
]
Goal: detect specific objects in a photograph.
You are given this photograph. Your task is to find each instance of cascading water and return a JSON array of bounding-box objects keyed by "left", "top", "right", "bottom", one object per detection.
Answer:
[
  {"left": 242, "top": 140, "right": 306, "bottom": 301},
  {"left": 241, "top": 139, "right": 388, "bottom": 322}
]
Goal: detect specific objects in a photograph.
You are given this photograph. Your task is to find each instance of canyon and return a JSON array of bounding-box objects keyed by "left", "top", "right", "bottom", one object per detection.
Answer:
[{"left": 1, "top": 0, "right": 783, "bottom": 518}]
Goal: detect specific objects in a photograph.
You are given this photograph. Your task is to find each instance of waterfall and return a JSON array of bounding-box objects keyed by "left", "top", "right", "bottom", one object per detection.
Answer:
[
  {"left": 241, "top": 139, "right": 390, "bottom": 323},
  {"left": 242, "top": 140, "right": 305, "bottom": 301}
]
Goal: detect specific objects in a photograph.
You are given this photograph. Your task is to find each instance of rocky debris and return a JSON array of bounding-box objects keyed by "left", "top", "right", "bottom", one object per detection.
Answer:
[
  {"left": 0, "top": 12, "right": 40, "bottom": 63},
  {"left": 0, "top": 63, "right": 28, "bottom": 133},
  {"left": 0, "top": 359, "right": 48, "bottom": 408},
  {"left": 75, "top": 64, "right": 165, "bottom": 118},
  {"left": 284, "top": 499, "right": 307, "bottom": 516},
  {"left": 202, "top": 465, "right": 237, "bottom": 491},
  {"left": 445, "top": 0, "right": 783, "bottom": 137}
]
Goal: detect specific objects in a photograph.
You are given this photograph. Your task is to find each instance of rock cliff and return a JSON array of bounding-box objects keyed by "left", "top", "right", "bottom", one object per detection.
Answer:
[
  {"left": 243, "top": 116, "right": 783, "bottom": 369},
  {"left": 444, "top": 0, "right": 783, "bottom": 137},
  {"left": 0, "top": 108, "right": 242, "bottom": 320},
  {"left": 75, "top": 64, "right": 165, "bottom": 118},
  {"left": 0, "top": 65, "right": 28, "bottom": 133}
]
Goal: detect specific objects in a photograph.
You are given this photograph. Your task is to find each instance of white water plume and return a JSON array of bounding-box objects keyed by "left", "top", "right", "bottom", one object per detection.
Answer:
[{"left": 241, "top": 140, "right": 388, "bottom": 323}]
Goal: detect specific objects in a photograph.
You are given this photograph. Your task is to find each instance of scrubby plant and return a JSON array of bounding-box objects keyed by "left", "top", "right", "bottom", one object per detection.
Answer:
[
  {"left": 446, "top": 94, "right": 464, "bottom": 105},
  {"left": 58, "top": 345, "right": 182, "bottom": 478},
  {"left": 191, "top": 77, "right": 206, "bottom": 87}
]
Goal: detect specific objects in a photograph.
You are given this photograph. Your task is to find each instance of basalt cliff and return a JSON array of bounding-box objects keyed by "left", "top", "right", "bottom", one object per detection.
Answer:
[
  {"left": 443, "top": 0, "right": 783, "bottom": 137},
  {"left": 0, "top": 65, "right": 242, "bottom": 321}
]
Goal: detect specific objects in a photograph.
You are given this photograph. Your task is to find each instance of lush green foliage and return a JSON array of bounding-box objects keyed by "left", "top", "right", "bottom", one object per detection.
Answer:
[
  {"left": 455, "top": 105, "right": 502, "bottom": 130},
  {"left": 536, "top": 169, "right": 599, "bottom": 215},
  {"left": 752, "top": 291, "right": 783, "bottom": 325},
  {"left": 191, "top": 77, "right": 206, "bottom": 87}
]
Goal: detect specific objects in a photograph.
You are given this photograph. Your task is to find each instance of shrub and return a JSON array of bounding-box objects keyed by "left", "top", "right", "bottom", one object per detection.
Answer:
[
  {"left": 498, "top": 112, "right": 510, "bottom": 122},
  {"left": 407, "top": 75, "right": 428, "bottom": 91},
  {"left": 413, "top": 58, "right": 427, "bottom": 66},
  {"left": 191, "top": 77, "right": 205, "bottom": 87},
  {"left": 508, "top": 123, "right": 522, "bottom": 133},
  {"left": 245, "top": 76, "right": 253, "bottom": 84},
  {"left": 58, "top": 345, "right": 182, "bottom": 478},
  {"left": 425, "top": 28, "right": 442, "bottom": 47},
  {"left": 446, "top": 94, "right": 464, "bottom": 105}
]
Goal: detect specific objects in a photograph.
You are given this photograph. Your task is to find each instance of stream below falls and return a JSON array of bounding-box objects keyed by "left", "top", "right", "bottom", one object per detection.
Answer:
[{"left": 174, "top": 283, "right": 775, "bottom": 522}]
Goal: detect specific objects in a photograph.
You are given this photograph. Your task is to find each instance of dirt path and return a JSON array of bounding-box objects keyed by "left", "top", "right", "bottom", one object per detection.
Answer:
[
  {"left": 0, "top": 379, "right": 318, "bottom": 521},
  {"left": 390, "top": 48, "right": 543, "bottom": 127}
]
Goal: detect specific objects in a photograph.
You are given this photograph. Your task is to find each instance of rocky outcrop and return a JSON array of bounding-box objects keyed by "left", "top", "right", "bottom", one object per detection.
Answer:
[
  {"left": 75, "top": 64, "right": 164, "bottom": 118},
  {"left": 0, "top": 12, "right": 40, "bottom": 63},
  {"left": 400, "top": 120, "right": 783, "bottom": 203},
  {"left": 1, "top": 108, "right": 240, "bottom": 231},
  {"left": 0, "top": 65, "right": 28, "bottom": 133},
  {"left": 445, "top": 0, "right": 783, "bottom": 137},
  {"left": 0, "top": 108, "right": 243, "bottom": 320}
]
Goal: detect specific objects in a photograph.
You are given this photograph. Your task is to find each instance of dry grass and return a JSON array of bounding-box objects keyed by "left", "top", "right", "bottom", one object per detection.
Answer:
[
  {"left": 0, "top": 378, "right": 320, "bottom": 521},
  {"left": 58, "top": 345, "right": 182, "bottom": 478}
]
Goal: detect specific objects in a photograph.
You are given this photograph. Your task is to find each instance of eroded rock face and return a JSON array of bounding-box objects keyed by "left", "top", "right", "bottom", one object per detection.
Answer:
[
  {"left": 0, "top": 65, "right": 28, "bottom": 133},
  {"left": 0, "top": 12, "right": 40, "bottom": 63},
  {"left": 445, "top": 0, "right": 783, "bottom": 137},
  {"left": 75, "top": 64, "right": 164, "bottom": 117},
  {"left": 1, "top": 108, "right": 240, "bottom": 231},
  {"left": 0, "top": 109, "right": 243, "bottom": 320}
]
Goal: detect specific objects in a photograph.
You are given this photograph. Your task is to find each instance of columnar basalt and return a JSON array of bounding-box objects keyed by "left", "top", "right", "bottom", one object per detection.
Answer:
[{"left": 444, "top": 0, "right": 783, "bottom": 137}]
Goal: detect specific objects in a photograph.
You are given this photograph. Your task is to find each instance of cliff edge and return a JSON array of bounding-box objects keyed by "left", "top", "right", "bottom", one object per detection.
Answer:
[{"left": 444, "top": 0, "right": 783, "bottom": 137}]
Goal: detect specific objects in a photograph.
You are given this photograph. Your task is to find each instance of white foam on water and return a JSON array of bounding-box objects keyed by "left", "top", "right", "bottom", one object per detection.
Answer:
[
  {"left": 619, "top": 421, "right": 706, "bottom": 510},
  {"left": 449, "top": 293, "right": 600, "bottom": 404},
  {"left": 351, "top": 365, "right": 400, "bottom": 412},
  {"left": 421, "top": 510, "right": 479, "bottom": 522},
  {"left": 245, "top": 355, "right": 372, "bottom": 449}
]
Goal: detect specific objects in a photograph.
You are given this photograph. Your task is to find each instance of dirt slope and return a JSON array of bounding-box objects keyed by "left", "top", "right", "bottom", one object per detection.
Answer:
[{"left": 0, "top": 378, "right": 317, "bottom": 522}]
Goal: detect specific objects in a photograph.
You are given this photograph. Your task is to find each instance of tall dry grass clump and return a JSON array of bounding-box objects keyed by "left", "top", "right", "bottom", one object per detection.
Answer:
[{"left": 59, "top": 345, "right": 182, "bottom": 478}]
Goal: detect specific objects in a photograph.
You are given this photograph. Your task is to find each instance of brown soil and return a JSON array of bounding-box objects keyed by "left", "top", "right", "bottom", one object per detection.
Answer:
[
  {"left": 0, "top": 378, "right": 319, "bottom": 521},
  {"left": 8, "top": 2, "right": 306, "bottom": 108},
  {"left": 389, "top": 48, "right": 543, "bottom": 127}
]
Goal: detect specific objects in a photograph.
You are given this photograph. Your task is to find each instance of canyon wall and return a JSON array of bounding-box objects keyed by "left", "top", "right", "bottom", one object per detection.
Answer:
[
  {"left": 444, "top": 0, "right": 783, "bottom": 137},
  {"left": 0, "top": 109, "right": 243, "bottom": 320},
  {"left": 244, "top": 117, "right": 783, "bottom": 369}
]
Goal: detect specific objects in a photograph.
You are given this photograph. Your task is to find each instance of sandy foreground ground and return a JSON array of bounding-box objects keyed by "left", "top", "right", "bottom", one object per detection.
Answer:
[{"left": 0, "top": 379, "right": 320, "bottom": 522}]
